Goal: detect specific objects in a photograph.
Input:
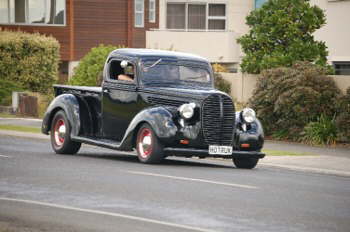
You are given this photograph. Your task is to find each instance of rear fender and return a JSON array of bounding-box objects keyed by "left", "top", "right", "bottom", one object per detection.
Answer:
[{"left": 41, "top": 94, "right": 81, "bottom": 136}]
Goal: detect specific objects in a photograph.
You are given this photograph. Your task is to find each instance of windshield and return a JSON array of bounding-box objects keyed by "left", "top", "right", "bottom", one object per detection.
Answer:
[{"left": 141, "top": 60, "right": 212, "bottom": 87}]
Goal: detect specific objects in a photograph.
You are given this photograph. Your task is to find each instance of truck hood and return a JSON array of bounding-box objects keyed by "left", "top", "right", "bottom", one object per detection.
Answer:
[{"left": 143, "top": 86, "right": 229, "bottom": 100}]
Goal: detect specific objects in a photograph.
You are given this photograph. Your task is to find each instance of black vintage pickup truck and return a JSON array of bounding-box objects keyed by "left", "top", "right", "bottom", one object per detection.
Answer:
[{"left": 42, "top": 49, "right": 265, "bottom": 169}]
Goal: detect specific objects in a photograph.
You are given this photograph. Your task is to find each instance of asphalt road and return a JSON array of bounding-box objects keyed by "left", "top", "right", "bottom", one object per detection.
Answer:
[{"left": 1, "top": 135, "right": 350, "bottom": 232}]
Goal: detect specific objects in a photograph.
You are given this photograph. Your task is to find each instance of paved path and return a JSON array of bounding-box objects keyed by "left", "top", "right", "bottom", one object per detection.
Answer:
[{"left": 0, "top": 134, "right": 349, "bottom": 232}]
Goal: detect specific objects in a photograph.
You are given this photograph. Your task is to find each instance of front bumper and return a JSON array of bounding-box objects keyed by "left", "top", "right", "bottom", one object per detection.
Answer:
[{"left": 163, "top": 147, "right": 265, "bottom": 159}]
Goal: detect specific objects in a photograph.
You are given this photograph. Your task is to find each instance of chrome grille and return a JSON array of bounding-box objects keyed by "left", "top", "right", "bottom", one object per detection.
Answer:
[{"left": 202, "top": 94, "right": 235, "bottom": 145}]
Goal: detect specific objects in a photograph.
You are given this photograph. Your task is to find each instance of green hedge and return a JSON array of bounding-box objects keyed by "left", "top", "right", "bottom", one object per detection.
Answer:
[
  {"left": 0, "top": 79, "right": 23, "bottom": 106},
  {"left": 214, "top": 73, "right": 231, "bottom": 95},
  {"left": 249, "top": 62, "right": 340, "bottom": 139},
  {"left": 336, "top": 87, "right": 350, "bottom": 141},
  {"left": 0, "top": 30, "right": 60, "bottom": 94},
  {"left": 69, "top": 44, "right": 123, "bottom": 86}
]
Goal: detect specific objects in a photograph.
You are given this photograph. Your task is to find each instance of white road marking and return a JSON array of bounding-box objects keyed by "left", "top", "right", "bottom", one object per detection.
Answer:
[
  {"left": 0, "top": 155, "right": 11, "bottom": 158},
  {"left": 0, "top": 197, "right": 217, "bottom": 232},
  {"left": 126, "top": 171, "right": 258, "bottom": 189}
]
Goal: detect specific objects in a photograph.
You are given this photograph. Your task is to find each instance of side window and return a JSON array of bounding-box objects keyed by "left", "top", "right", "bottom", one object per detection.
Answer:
[{"left": 109, "top": 60, "right": 135, "bottom": 83}]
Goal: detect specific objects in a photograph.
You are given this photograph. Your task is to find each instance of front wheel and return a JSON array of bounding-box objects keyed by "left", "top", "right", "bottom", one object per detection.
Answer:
[
  {"left": 136, "top": 123, "right": 164, "bottom": 164},
  {"left": 50, "top": 110, "right": 81, "bottom": 154},
  {"left": 233, "top": 157, "right": 259, "bottom": 169}
]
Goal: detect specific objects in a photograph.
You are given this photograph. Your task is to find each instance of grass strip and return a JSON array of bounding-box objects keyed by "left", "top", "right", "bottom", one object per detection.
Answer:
[
  {"left": 0, "top": 124, "right": 41, "bottom": 134},
  {"left": 0, "top": 113, "right": 16, "bottom": 118},
  {"left": 262, "top": 149, "right": 316, "bottom": 156}
]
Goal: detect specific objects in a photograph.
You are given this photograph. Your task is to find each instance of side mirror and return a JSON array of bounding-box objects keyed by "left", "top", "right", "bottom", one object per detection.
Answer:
[{"left": 120, "top": 60, "right": 128, "bottom": 68}]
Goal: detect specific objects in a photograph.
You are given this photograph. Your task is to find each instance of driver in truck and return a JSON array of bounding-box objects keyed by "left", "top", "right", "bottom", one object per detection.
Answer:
[{"left": 118, "top": 64, "right": 134, "bottom": 82}]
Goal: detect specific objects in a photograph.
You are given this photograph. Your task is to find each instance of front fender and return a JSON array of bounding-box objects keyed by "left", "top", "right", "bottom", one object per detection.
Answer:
[
  {"left": 41, "top": 94, "right": 81, "bottom": 136},
  {"left": 119, "top": 106, "right": 178, "bottom": 150},
  {"left": 234, "top": 112, "right": 264, "bottom": 150}
]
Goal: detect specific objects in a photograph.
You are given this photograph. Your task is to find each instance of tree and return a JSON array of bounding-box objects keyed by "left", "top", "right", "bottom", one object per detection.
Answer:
[
  {"left": 69, "top": 44, "right": 122, "bottom": 86},
  {"left": 237, "top": 0, "right": 330, "bottom": 74}
]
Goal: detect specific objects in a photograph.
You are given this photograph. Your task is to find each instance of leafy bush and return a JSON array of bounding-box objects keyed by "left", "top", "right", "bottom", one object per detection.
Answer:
[
  {"left": 69, "top": 44, "right": 123, "bottom": 86},
  {"left": 336, "top": 87, "right": 350, "bottom": 141},
  {"left": 249, "top": 62, "right": 340, "bottom": 139},
  {"left": 302, "top": 115, "right": 337, "bottom": 145},
  {"left": 214, "top": 73, "right": 231, "bottom": 95},
  {"left": 212, "top": 63, "right": 228, "bottom": 73},
  {"left": 0, "top": 30, "right": 60, "bottom": 93},
  {"left": 237, "top": 0, "right": 331, "bottom": 74},
  {"left": 0, "top": 79, "right": 23, "bottom": 106}
]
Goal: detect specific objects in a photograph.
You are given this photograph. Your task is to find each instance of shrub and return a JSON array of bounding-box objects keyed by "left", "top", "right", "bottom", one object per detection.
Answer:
[
  {"left": 302, "top": 115, "right": 337, "bottom": 145},
  {"left": 249, "top": 62, "right": 340, "bottom": 138},
  {"left": 69, "top": 44, "right": 123, "bottom": 86},
  {"left": 0, "top": 30, "right": 60, "bottom": 93},
  {"left": 214, "top": 73, "right": 231, "bottom": 95},
  {"left": 212, "top": 63, "right": 228, "bottom": 73},
  {"left": 336, "top": 87, "right": 350, "bottom": 141},
  {"left": 0, "top": 79, "right": 23, "bottom": 106}
]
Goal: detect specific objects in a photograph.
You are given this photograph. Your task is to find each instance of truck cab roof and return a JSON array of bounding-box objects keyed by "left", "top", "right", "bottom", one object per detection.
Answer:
[{"left": 110, "top": 48, "right": 209, "bottom": 63}]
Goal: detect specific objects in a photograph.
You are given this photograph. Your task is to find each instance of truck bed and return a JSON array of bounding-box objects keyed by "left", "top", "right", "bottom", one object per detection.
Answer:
[{"left": 54, "top": 84, "right": 102, "bottom": 96}]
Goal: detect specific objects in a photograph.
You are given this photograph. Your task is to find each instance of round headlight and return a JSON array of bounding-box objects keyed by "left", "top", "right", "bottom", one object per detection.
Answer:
[
  {"left": 178, "top": 103, "right": 195, "bottom": 119},
  {"left": 242, "top": 108, "right": 256, "bottom": 123}
]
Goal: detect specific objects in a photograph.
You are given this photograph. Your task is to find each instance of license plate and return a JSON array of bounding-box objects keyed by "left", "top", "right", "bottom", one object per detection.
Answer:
[{"left": 209, "top": 145, "right": 232, "bottom": 155}]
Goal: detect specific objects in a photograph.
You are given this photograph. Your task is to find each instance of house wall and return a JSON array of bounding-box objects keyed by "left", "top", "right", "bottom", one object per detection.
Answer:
[
  {"left": 0, "top": 0, "right": 73, "bottom": 61},
  {"left": 147, "top": 31, "right": 240, "bottom": 62},
  {"left": 131, "top": 0, "right": 160, "bottom": 48},
  {"left": 311, "top": 0, "right": 350, "bottom": 63},
  {"left": 1, "top": 0, "right": 160, "bottom": 62},
  {"left": 158, "top": 0, "right": 252, "bottom": 32},
  {"left": 149, "top": 0, "right": 250, "bottom": 63},
  {"left": 153, "top": 0, "right": 350, "bottom": 67},
  {"left": 73, "top": 0, "right": 128, "bottom": 60},
  {"left": 73, "top": 0, "right": 159, "bottom": 61}
]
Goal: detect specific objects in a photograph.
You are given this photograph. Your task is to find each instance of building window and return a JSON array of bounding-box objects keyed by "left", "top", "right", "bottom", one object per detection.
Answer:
[
  {"left": 333, "top": 62, "right": 350, "bottom": 75},
  {"left": 167, "top": 3, "right": 185, "bottom": 29},
  {"left": 0, "top": 0, "right": 65, "bottom": 25},
  {"left": 135, "top": 0, "right": 144, "bottom": 28},
  {"left": 166, "top": 2, "right": 226, "bottom": 31},
  {"left": 208, "top": 4, "right": 226, "bottom": 30},
  {"left": 255, "top": 0, "right": 268, "bottom": 9},
  {"left": 149, "top": 0, "right": 156, "bottom": 23}
]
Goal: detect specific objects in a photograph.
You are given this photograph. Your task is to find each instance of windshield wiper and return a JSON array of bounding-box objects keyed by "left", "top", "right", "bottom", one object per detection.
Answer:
[{"left": 144, "top": 59, "right": 162, "bottom": 71}]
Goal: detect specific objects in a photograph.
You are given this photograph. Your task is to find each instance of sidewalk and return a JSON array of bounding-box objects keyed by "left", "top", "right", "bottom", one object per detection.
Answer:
[
  {"left": 261, "top": 140, "right": 350, "bottom": 176},
  {"left": 1, "top": 118, "right": 349, "bottom": 177}
]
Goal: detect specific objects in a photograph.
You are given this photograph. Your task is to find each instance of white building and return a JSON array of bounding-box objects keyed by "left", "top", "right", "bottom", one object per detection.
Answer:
[{"left": 146, "top": 0, "right": 350, "bottom": 74}]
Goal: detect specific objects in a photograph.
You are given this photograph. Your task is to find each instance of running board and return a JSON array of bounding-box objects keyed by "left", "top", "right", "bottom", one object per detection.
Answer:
[{"left": 71, "top": 136, "right": 121, "bottom": 150}]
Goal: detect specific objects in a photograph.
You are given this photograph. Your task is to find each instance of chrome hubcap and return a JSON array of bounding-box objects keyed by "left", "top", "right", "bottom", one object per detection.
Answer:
[
  {"left": 54, "top": 119, "right": 66, "bottom": 146},
  {"left": 138, "top": 129, "right": 152, "bottom": 158}
]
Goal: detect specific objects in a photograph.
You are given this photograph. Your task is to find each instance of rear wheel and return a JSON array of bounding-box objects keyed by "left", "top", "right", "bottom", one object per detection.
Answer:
[
  {"left": 136, "top": 123, "right": 164, "bottom": 164},
  {"left": 50, "top": 110, "right": 81, "bottom": 154},
  {"left": 233, "top": 157, "right": 259, "bottom": 169}
]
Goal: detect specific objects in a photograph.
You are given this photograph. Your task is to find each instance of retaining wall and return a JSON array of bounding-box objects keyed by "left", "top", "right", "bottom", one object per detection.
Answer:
[{"left": 221, "top": 73, "right": 350, "bottom": 103}]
